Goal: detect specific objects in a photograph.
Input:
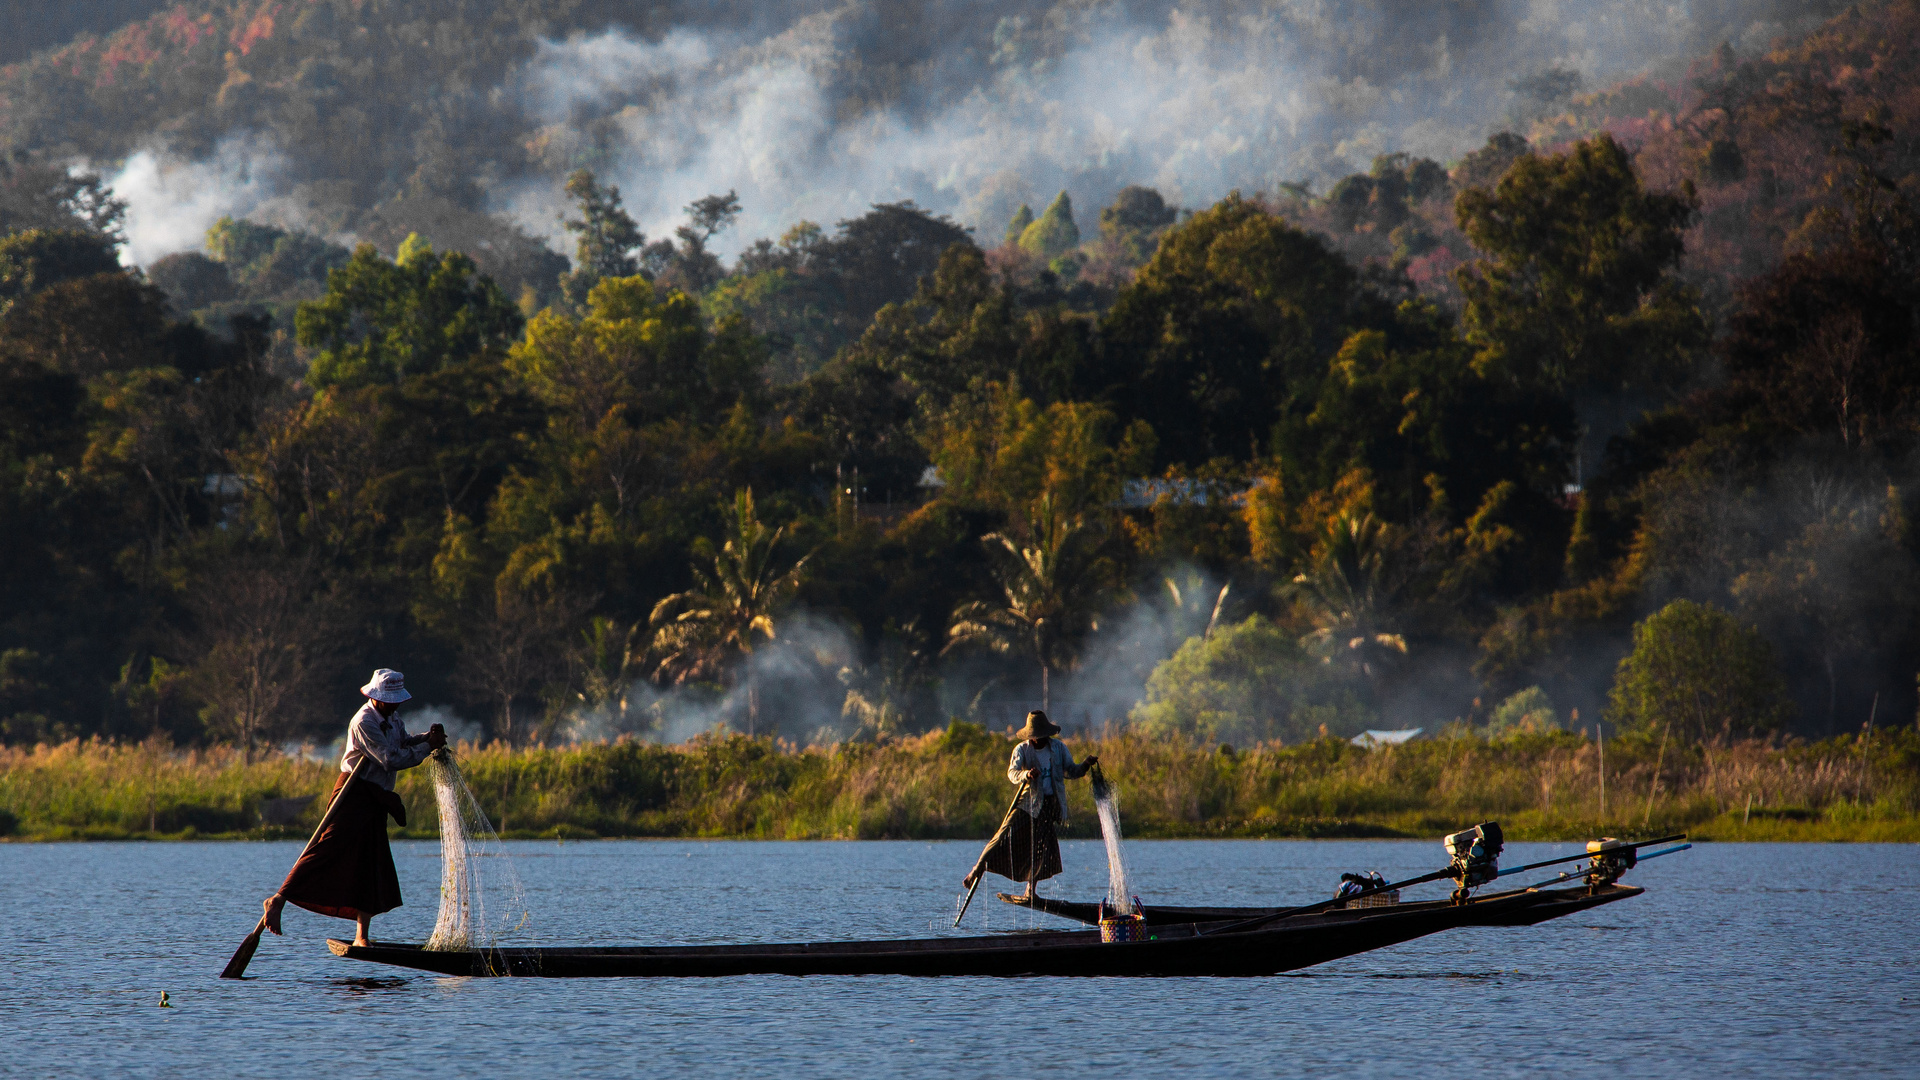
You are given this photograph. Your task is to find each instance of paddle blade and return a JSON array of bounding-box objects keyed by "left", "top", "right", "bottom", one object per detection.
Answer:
[{"left": 220, "top": 925, "right": 265, "bottom": 979}]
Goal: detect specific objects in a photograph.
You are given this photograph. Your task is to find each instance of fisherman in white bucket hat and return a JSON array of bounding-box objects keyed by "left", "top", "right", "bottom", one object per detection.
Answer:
[{"left": 262, "top": 668, "right": 445, "bottom": 947}]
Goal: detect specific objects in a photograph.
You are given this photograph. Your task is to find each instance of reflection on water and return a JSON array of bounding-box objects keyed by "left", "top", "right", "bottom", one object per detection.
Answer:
[
  {"left": 7, "top": 840, "right": 1918, "bottom": 1079},
  {"left": 334, "top": 977, "right": 409, "bottom": 993}
]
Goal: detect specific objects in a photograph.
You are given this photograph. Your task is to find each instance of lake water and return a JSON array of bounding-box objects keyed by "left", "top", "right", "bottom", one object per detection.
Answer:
[{"left": 5, "top": 838, "right": 1917, "bottom": 1078}]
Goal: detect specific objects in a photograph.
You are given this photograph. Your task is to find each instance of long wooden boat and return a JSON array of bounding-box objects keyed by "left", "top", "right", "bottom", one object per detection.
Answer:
[
  {"left": 327, "top": 883, "right": 1641, "bottom": 978},
  {"left": 997, "top": 883, "right": 1631, "bottom": 928}
]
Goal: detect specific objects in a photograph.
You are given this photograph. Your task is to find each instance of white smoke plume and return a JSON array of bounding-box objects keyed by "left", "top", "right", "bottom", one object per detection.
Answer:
[
  {"left": 982, "top": 563, "right": 1230, "bottom": 733},
  {"left": 409, "top": 704, "right": 488, "bottom": 747},
  {"left": 561, "top": 610, "right": 863, "bottom": 744},
  {"left": 502, "top": 0, "right": 1845, "bottom": 253},
  {"left": 108, "top": 135, "right": 285, "bottom": 266}
]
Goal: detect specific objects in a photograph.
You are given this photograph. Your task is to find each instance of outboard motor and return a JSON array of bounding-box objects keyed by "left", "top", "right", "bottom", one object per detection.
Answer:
[
  {"left": 1585, "top": 837, "right": 1637, "bottom": 889},
  {"left": 1443, "top": 821, "right": 1504, "bottom": 902}
]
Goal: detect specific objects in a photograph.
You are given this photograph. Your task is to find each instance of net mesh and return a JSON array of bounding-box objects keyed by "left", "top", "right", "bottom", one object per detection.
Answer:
[
  {"left": 1089, "top": 766, "right": 1135, "bottom": 915},
  {"left": 424, "top": 749, "right": 529, "bottom": 955}
]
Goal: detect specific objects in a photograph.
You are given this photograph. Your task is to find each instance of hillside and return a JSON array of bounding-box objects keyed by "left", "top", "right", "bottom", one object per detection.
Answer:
[
  {"left": 2, "top": 2, "right": 1920, "bottom": 769},
  {"left": 0, "top": 1, "right": 1860, "bottom": 274}
]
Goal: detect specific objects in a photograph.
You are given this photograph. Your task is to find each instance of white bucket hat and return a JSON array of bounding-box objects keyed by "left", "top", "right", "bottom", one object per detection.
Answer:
[{"left": 360, "top": 668, "right": 411, "bottom": 703}]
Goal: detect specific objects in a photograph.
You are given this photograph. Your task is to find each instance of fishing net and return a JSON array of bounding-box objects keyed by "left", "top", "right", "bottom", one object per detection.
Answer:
[
  {"left": 424, "top": 749, "right": 529, "bottom": 955},
  {"left": 1089, "top": 766, "right": 1135, "bottom": 915}
]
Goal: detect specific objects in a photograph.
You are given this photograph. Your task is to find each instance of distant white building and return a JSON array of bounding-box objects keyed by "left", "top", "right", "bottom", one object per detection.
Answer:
[{"left": 1350, "top": 727, "right": 1423, "bottom": 749}]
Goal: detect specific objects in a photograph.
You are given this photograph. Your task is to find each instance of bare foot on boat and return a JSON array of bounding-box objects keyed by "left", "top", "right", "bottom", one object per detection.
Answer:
[
  {"left": 353, "top": 911, "right": 372, "bottom": 948},
  {"left": 262, "top": 894, "right": 284, "bottom": 935}
]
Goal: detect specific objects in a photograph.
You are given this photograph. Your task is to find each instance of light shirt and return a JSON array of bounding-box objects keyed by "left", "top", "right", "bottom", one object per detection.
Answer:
[
  {"left": 1007, "top": 738, "right": 1090, "bottom": 822},
  {"left": 339, "top": 699, "right": 431, "bottom": 791}
]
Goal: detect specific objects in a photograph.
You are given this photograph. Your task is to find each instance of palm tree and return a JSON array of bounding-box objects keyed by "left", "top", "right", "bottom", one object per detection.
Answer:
[
  {"left": 648, "top": 488, "right": 811, "bottom": 735},
  {"left": 572, "top": 615, "right": 643, "bottom": 736},
  {"left": 1289, "top": 509, "right": 1407, "bottom": 679},
  {"left": 946, "top": 493, "right": 1107, "bottom": 712}
]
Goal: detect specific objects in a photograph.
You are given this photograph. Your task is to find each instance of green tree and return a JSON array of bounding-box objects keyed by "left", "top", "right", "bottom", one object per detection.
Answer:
[
  {"left": 1004, "top": 203, "right": 1034, "bottom": 246},
  {"left": 0, "top": 229, "right": 120, "bottom": 315},
  {"left": 1732, "top": 505, "right": 1918, "bottom": 733},
  {"left": 1018, "top": 190, "right": 1080, "bottom": 260},
  {"left": 508, "top": 274, "right": 724, "bottom": 429},
  {"left": 204, "top": 216, "right": 287, "bottom": 270},
  {"left": 1454, "top": 133, "right": 1705, "bottom": 394},
  {"left": 1097, "top": 185, "right": 1176, "bottom": 263},
  {"left": 1280, "top": 316, "right": 1575, "bottom": 535},
  {"left": 945, "top": 493, "right": 1110, "bottom": 711},
  {"left": 659, "top": 189, "right": 742, "bottom": 294},
  {"left": 1487, "top": 685, "right": 1560, "bottom": 738},
  {"left": 1606, "top": 599, "right": 1793, "bottom": 742},
  {"left": 924, "top": 382, "right": 1153, "bottom": 517},
  {"left": 0, "top": 155, "right": 124, "bottom": 240},
  {"left": 572, "top": 615, "right": 646, "bottom": 737},
  {"left": 842, "top": 242, "right": 1113, "bottom": 415},
  {"left": 648, "top": 488, "right": 812, "bottom": 735},
  {"left": 1100, "top": 193, "right": 1365, "bottom": 466},
  {"left": 146, "top": 252, "right": 236, "bottom": 312},
  {"left": 1130, "top": 615, "right": 1365, "bottom": 745},
  {"left": 1715, "top": 247, "right": 1917, "bottom": 455},
  {"left": 297, "top": 239, "right": 522, "bottom": 389},
  {"left": 558, "top": 170, "right": 646, "bottom": 310},
  {"left": 1288, "top": 508, "right": 1408, "bottom": 679}
]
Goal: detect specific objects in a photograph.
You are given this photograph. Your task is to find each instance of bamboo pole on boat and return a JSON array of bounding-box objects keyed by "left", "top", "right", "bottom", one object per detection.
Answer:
[
  {"left": 220, "top": 758, "right": 369, "bottom": 979},
  {"left": 954, "top": 780, "right": 1029, "bottom": 927}
]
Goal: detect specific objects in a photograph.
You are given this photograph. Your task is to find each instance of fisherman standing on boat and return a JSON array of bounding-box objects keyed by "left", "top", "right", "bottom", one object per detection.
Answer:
[
  {"left": 262, "top": 668, "right": 444, "bottom": 947},
  {"left": 966, "top": 710, "right": 1097, "bottom": 901}
]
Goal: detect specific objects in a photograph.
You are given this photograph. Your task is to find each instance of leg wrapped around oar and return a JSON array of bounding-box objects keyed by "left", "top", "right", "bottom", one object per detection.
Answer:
[
  {"left": 276, "top": 771, "right": 408, "bottom": 933},
  {"left": 977, "top": 796, "right": 1063, "bottom": 896}
]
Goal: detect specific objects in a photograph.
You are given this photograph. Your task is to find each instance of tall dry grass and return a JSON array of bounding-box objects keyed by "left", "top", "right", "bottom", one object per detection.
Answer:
[{"left": 2, "top": 724, "right": 1915, "bottom": 841}]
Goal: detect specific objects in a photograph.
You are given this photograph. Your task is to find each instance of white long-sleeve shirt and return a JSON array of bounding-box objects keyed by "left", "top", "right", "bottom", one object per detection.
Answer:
[
  {"left": 1007, "top": 739, "right": 1090, "bottom": 822},
  {"left": 338, "top": 700, "right": 431, "bottom": 791}
]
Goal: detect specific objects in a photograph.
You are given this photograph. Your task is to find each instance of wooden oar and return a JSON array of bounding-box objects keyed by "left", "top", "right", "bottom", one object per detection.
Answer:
[
  {"left": 954, "top": 780, "right": 1029, "bottom": 928},
  {"left": 220, "top": 758, "right": 369, "bottom": 979}
]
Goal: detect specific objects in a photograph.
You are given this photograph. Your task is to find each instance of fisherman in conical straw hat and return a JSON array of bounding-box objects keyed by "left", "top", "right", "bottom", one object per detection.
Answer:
[
  {"left": 263, "top": 669, "right": 445, "bottom": 947},
  {"left": 965, "top": 710, "right": 1098, "bottom": 900}
]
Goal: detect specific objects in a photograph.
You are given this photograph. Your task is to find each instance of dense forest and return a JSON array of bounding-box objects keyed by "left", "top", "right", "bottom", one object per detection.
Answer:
[{"left": 3, "top": 1, "right": 1920, "bottom": 759}]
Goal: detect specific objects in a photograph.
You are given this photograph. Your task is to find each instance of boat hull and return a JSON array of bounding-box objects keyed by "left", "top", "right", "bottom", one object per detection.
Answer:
[
  {"left": 999, "top": 883, "right": 1636, "bottom": 928},
  {"left": 327, "top": 884, "right": 1641, "bottom": 978}
]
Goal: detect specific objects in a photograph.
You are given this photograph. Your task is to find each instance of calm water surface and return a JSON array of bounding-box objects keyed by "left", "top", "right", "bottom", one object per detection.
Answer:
[{"left": 5, "top": 838, "right": 1916, "bottom": 1077}]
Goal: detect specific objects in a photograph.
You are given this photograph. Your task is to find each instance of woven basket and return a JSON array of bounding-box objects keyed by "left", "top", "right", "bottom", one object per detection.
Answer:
[{"left": 1099, "top": 912, "right": 1147, "bottom": 943}]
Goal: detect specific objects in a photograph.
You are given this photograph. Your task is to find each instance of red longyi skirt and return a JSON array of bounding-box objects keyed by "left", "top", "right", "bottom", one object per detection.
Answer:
[{"left": 277, "top": 771, "right": 407, "bottom": 920}]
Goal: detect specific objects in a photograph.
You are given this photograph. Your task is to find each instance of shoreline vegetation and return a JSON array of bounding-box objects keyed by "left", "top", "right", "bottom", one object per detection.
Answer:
[{"left": 3, "top": 722, "right": 1916, "bottom": 844}]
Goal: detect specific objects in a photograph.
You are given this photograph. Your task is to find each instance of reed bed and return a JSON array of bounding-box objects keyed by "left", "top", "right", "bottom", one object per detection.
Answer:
[{"left": 2, "top": 725, "right": 1915, "bottom": 842}]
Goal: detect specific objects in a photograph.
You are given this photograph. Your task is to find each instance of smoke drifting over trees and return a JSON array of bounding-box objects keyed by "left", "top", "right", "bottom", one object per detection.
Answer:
[
  {"left": 3, "top": 1, "right": 1920, "bottom": 759},
  {"left": 0, "top": 1, "right": 1849, "bottom": 263}
]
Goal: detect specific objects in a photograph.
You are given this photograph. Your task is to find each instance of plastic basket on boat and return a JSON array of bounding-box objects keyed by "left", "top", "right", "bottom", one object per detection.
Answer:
[{"left": 1098, "top": 897, "right": 1147, "bottom": 942}]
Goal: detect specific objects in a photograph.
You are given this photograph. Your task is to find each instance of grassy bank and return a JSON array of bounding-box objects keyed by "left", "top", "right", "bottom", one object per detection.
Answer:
[{"left": 3, "top": 724, "right": 1917, "bottom": 843}]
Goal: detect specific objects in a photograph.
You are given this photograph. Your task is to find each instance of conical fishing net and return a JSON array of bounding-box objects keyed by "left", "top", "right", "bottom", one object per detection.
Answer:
[
  {"left": 1089, "top": 766, "right": 1135, "bottom": 915},
  {"left": 424, "top": 749, "right": 529, "bottom": 955}
]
